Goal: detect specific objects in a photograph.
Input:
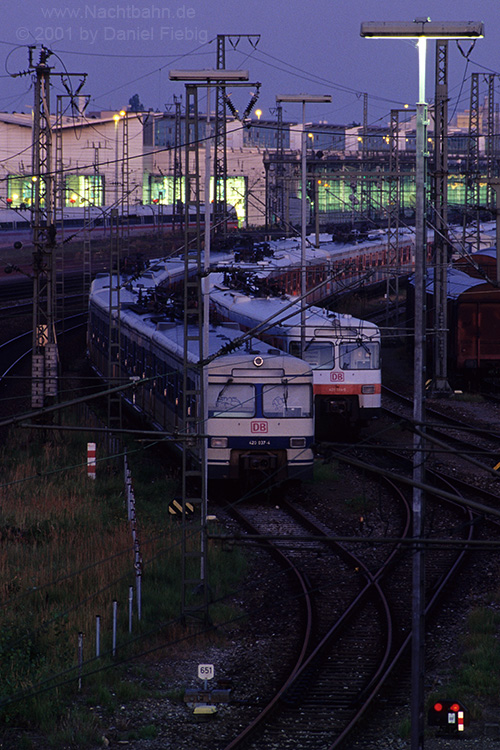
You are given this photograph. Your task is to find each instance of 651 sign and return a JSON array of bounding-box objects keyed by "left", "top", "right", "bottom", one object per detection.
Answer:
[{"left": 198, "top": 664, "right": 214, "bottom": 681}]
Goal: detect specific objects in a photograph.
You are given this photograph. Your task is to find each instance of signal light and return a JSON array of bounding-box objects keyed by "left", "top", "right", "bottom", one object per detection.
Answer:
[{"left": 428, "top": 700, "right": 469, "bottom": 733}]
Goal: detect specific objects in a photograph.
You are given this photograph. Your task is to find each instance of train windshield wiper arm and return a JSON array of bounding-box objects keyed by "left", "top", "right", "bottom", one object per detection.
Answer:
[{"left": 216, "top": 377, "right": 233, "bottom": 402}]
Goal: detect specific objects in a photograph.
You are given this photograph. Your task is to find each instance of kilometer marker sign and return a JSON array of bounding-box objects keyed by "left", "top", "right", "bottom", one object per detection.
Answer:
[{"left": 198, "top": 664, "right": 214, "bottom": 681}]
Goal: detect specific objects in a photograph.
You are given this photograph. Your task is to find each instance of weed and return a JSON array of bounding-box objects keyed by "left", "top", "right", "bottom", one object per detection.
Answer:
[
  {"left": 434, "top": 607, "right": 500, "bottom": 718},
  {"left": 397, "top": 714, "right": 411, "bottom": 739},
  {"left": 313, "top": 459, "right": 339, "bottom": 483},
  {"left": 0, "top": 418, "right": 250, "bottom": 745},
  {"left": 345, "top": 494, "right": 372, "bottom": 513},
  {"left": 452, "top": 392, "right": 484, "bottom": 403},
  {"left": 138, "top": 723, "right": 158, "bottom": 739}
]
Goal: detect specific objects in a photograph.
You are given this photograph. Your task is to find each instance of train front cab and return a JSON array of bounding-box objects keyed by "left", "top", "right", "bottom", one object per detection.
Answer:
[
  {"left": 289, "top": 333, "right": 381, "bottom": 440},
  {"left": 206, "top": 355, "right": 315, "bottom": 490}
]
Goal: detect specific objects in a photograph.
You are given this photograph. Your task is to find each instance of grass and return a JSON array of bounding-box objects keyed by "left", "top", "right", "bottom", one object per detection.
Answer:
[
  {"left": 452, "top": 608, "right": 500, "bottom": 702},
  {"left": 430, "top": 607, "right": 500, "bottom": 722},
  {"left": 313, "top": 458, "right": 339, "bottom": 484},
  {"left": 0, "top": 417, "right": 250, "bottom": 746},
  {"left": 452, "top": 392, "right": 485, "bottom": 403}
]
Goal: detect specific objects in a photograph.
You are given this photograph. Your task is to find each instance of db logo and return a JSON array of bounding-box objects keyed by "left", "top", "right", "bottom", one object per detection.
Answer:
[
  {"left": 330, "top": 372, "right": 345, "bottom": 382},
  {"left": 251, "top": 421, "right": 268, "bottom": 433}
]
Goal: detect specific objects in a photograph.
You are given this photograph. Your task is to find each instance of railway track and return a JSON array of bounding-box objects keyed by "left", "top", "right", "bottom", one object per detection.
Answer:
[
  {"left": 216, "top": 457, "right": 474, "bottom": 750},
  {"left": 380, "top": 385, "right": 500, "bottom": 489}
]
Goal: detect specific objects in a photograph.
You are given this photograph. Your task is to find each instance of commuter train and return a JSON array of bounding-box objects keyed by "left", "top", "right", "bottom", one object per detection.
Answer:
[
  {"left": 210, "top": 284, "right": 381, "bottom": 439},
  {"left": 87, "top": 264, "right": 315, "bottom": 487},
  {"left": 152, "top": 230, "right": 386, "bottom": 437},
  {"left": 213, "top": 228, "right": 421, "bottom": 301}
]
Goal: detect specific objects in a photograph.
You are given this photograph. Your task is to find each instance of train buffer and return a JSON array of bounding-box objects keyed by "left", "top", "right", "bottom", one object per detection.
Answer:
[{"left": 428, "top": 700, "right": 469, "bottom": 733}]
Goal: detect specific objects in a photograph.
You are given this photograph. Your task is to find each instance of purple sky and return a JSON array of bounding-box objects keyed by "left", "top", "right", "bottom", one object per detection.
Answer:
[{"left": 0, "top": 0, "right": 496, "bottom": 126}]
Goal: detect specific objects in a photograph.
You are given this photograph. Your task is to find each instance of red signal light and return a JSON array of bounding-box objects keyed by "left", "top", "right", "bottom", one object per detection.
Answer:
[{"left": 429, "top": 699, "right": 469, "bottom": 730}]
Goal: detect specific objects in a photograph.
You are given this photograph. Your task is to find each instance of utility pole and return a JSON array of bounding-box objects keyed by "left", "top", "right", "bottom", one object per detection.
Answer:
[
  {"left": 214, "top": 36, "right": 228, "bottom": 238},
  {"left": 486, "top": 75, "right": 496, "bottom": 214},
  {"left": 430, "top": 40, "right": 452, "bottom": 395},
  {"left": 82, "top": 144, "right": 102, "bottom": 296},
  {"left": 15, "top": 46, "right": 87, "bottom": 409},
  {"left": 385, "top": 109, "right": 402, "bottom": 327},
  {"left": 462, "top": 72, "right": 480, "bottom": 253},
  {"left": 362, "top": 92, "right": 368, "bottom": 158},
  {"left": 173, "top": 95, "right": 183, "bottom": 233},
  {"left": 54, "top": 89, "right": 87, "bottom": 332},
  {"left": 121, "top": 110, "right": 130, "bottom": 255},
  {"left": 54, "top": 94, "right": 65, "bottom": 338},
  {"left": 214, "top": 34, "right": 260, "bottom": 238},
  {"left": 30, "top": 47, "right": 57, "bottom": 409},
  {"left": 273, "top": 102, "right": 285, "bottom": 229},
  {"left": 360, "top": 22, "right": 484, "bottom": 750}
]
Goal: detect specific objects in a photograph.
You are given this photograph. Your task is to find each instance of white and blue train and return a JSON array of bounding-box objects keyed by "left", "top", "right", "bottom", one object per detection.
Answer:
[
  {"left": 210, "top": 284, "right": 381, "bottom": 438},
  {"left": 87, "top": 264, "right": 315, "bottom": 486}
]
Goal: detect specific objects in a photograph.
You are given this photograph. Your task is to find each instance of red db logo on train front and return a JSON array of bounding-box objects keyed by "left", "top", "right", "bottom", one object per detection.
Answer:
[
  {"left": 330, "top": 372, "right": 345, "bottom": 382},
  {"left": 251, "top": 421, "right": 268, "bottom": 433}
]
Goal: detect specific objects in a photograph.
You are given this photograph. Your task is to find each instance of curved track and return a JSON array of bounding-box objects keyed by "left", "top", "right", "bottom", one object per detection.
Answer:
[{"left": 221, "top": 480, "right": 414, "bottom": 749}]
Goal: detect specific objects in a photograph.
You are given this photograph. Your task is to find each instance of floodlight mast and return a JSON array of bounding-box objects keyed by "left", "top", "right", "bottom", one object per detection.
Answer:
[
  {"left": 361, "top": 20, "right": 483, "bottom": 750},
  {"left": 275, "top": 94, "right": 332, "bottom": 357}
]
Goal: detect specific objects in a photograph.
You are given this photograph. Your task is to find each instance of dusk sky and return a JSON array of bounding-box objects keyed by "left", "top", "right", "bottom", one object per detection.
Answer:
[{"left": 0, "top": 0, "right": 497, "bottom": 126}]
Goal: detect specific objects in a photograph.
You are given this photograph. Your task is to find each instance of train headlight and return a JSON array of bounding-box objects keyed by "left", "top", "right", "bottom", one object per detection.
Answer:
[
  {"left": 290, "top": 437, "right": 306, "bottom": 448},
  {"left": 210, "top": 437, "right": 228, "bottom": 448},
  {"left": 253, "top": 355, "right": 264, "bottom": 367},
  {"left": 361, "top": 385, "right": 375, "bottom": 394}
]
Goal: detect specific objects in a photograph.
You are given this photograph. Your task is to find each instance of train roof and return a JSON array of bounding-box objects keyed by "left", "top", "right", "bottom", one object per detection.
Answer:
[
  {"left": 208, "top": 228, "right": 419, "bottom": 294},
  {"left": 469, "top": 247, "right": 496, "bottom": 259},
  {"left": 211, "top": 285, "right": 380, "bottom": 340},
  {"left": 89, "top": 269, "right": 312, "bottom": 373},
  {"left": 90, "top": 259, "right": 185, "bottom": 296},
  {"left": 410, "top": 267, "right": 486, "bottom": 299}
]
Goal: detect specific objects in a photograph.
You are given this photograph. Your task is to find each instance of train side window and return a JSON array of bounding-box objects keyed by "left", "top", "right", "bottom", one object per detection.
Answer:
[
  {"left": 207, "top": 383, "right": 255, "bottom": 417},
  {"left": 289, "top": 340, "right": 334, "bottom": 370},
  {"left": 339, "top": 342, "right": 380, "bottom": 370},
  {"left": 262, "top": 383, "right": 312, "bottom": 418}
]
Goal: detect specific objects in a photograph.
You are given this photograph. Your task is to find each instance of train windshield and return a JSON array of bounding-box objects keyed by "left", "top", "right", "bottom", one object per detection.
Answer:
[
  {"left": 262, "top": 383, "right": 312, "bottom": 418},
  {"left": 339, "top": 342, "right": 380, "bottom": 370},
  {"left": 208, "top": 383, "right": 255, "bottom": 417},
  {"left": 289, "top": 341, "right": 334, "bottom": 370}
]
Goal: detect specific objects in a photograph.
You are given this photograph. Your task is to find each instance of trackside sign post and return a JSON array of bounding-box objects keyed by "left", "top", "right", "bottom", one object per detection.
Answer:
[{"left": 198, "top": 663, "right": 214, "bottom": 690}]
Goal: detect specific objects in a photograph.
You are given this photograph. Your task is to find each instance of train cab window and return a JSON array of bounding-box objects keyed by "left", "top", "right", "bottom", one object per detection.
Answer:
[
  {"left": 339, "top": 342, "right": 380, "bottom": 370},
  {"left": 289, "top": 341, "right": 334, "bottom": 370},
  {"left": 208, "top": 383, "right": 255, "bottom": 417},
  {"left": 262, "top": 383, "right": 312, "bottom": 418}
]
